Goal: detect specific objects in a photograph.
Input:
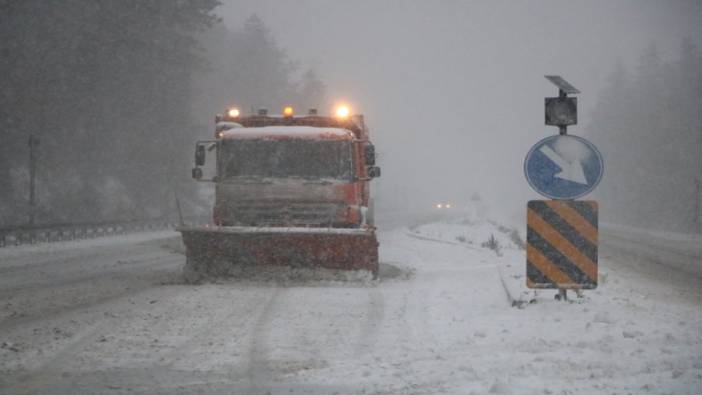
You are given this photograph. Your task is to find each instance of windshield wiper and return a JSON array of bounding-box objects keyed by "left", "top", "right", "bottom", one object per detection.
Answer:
[{"left": 227, "top": 177, "right": 273, "bottom": 184}]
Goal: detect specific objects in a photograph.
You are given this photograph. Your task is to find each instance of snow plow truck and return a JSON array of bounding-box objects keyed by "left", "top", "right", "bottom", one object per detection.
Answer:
[{"left": 179, "top": 105, "right": 381, "bottom": 282}]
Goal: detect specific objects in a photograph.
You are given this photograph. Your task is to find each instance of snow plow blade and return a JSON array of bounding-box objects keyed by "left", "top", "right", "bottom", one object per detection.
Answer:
[{"left": 178, "top": 226, "right": 379, "bottom": 282}]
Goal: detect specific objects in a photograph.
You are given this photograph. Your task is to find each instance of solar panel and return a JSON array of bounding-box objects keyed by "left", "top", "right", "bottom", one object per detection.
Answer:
[{"left": 545, "top": 75, "right": 581, "bottom": 94}]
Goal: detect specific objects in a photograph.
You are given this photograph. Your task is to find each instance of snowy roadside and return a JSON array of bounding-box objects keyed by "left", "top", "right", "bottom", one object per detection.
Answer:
[
  {"left": 602, "top": 222, "right": 702, "bottom": 244},
  {"left": 601, "top": 222, "right": 702, "bottom": 280},
  {"left": 0, "top": 230, "right": 178, "bottom": 263},
  {"left": 0, "top": 216, "right": 701, "bottom": 394},
  {"left": 399, "top": 215, "right": 702, "bottom": 394},
  {"left": 406, "top": 216, "right": 532, "bottom": 306}
]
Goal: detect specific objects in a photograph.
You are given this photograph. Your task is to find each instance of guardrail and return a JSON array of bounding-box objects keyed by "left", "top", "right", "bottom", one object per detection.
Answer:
[{"left": 0, "top": 217, "right": 205, "bottom": 248}]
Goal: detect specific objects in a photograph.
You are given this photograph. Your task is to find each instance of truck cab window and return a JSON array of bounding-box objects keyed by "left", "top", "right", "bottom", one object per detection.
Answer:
[{"left": 221, "top": 140, "right": 354, "bottom": 181}]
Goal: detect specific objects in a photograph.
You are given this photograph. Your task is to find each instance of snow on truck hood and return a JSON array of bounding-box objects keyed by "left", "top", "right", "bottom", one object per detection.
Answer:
[{"left": 220, "top": 126, "right": 354, "bottom": 140}]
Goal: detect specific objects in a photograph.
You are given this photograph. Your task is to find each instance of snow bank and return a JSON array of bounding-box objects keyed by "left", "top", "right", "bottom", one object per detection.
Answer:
[
  {"left": 0, "top": 230, "right": 178, "bottom": 262},
  {"left": 408, "top": 216, "right": 524, "bottom": 252}
]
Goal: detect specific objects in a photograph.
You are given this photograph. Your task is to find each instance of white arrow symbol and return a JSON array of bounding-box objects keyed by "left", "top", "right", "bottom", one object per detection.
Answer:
[{"left": 539, "top": 145, "right": 588, "bottom": 185}]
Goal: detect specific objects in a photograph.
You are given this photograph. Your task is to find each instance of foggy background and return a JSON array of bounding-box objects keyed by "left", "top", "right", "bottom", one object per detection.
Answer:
[{"left": 1, "top": 0, "right": 701, "bottom": 232}]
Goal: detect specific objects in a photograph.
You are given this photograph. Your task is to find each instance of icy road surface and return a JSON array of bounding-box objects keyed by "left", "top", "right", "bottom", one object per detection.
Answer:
[{"left": 1, "top": 222, "right": 701, "bottom": 394}]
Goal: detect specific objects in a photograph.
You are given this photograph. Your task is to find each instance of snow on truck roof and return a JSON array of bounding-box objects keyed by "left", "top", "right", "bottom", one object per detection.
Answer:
[{"left": 220, "top": 125, "right": 355, "bottom": 141}]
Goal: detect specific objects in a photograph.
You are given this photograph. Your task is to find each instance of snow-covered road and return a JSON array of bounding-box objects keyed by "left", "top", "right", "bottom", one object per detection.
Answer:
[{"left": 1, "top": 221, "right": 701, "bottom": 394}]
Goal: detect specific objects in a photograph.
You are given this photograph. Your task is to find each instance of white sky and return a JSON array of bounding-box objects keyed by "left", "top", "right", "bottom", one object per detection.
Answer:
[{"left": 217, "top": 0, "right": 702, "bottom": 217}]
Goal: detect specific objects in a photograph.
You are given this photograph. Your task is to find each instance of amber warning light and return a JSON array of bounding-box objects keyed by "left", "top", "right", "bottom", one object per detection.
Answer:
[
  {"left": 227, "top": 107, "right": 240, "bottom": 118},
  {"left": 335, "top": 105, "right": 350, "bottom": 118}
]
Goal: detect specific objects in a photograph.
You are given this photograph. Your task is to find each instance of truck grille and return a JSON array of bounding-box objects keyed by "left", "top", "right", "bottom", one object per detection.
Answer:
[{"left": 222, "top": 200, "right": 344, "bottom": 227}]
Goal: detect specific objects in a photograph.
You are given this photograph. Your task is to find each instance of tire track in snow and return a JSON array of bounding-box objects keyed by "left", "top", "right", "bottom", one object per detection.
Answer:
[
  {"left": 352, "top": 285, "right": 386, "bottom": 358},
  {"left": 0, "top": 252, "right": 179, "bottom": 297},
  {"left": 7, "top": 321, "right": 108, "bottom": 395},
  {"left": 404, "top": 230, "right": 479, "bottom": 250},
  {"left": 383, "top": 232, "right": 438, "bottom": 383},
  {"left": 0, "top": 256, "right": 182, "bottom": 333},
  {"left": 151, "top": 288, "right": 255, "bottom": 369},
  {"left": 239, "top": 281, "right": 385, "bottom": 392},
  {"left": 245, "top": 287, "right": 284, "bottom": 394},
  {"left": 406, "top": 229, "right": 516, "bottom": 307},
  {"left": 380, "top": 230, "right": 514, "bottom": 386}
]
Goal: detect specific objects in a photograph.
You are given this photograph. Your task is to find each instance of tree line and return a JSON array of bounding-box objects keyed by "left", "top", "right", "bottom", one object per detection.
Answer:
[
  {"left": 588, "top": 38, "right": 702, "bottom": 233},
  {"left": 0, "top": 1, "right": 325, "bottom": 226}
]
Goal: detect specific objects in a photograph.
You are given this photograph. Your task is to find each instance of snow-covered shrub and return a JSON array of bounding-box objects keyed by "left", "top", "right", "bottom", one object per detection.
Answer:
[{"left": 481, "top": 234, "right": 502, "bottom": 256}]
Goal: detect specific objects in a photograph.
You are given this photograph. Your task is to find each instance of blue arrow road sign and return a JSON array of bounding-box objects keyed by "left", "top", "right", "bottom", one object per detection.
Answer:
[{"left": 524, "top": 135, "right": 603, "bottom": 200}]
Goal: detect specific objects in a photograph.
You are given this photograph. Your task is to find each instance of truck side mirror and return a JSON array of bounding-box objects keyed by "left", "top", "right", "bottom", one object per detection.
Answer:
[
  {"left": 364, "top": 145, "right": 376, "bottom": 165},
  {"left": 192, "top": 167, "right": 203, "bottom": 180},
  {"left": 368, "top": 166, "right": 381, "bottom": 178},
  {"left": 195, "top": 145, "right": 206, "bottom": 166}
]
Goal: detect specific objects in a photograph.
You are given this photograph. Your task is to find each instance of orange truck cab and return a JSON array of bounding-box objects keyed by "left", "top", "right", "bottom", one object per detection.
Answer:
[{"left": 192, "top": 107, "right": 380, "bottom": 228}]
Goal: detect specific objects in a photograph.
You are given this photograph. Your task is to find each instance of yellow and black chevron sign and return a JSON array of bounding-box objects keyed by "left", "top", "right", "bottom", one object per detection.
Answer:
[{"left": 527, "top": 200, "right": 598, "bottom": 289}]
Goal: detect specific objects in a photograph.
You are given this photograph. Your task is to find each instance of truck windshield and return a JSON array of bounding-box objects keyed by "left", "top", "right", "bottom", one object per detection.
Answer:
[{"left": 221, "top": 139, "right": 354, "bottom": 180}]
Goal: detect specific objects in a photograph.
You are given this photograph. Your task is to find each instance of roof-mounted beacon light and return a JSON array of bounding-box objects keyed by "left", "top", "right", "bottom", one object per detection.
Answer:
[
  {"left": 283, "top": 106, "right": 294, "bottom": 117},
  {"left": 227, "top": 107, "right": 240, "bottom": 118},
  {"left": 335, "top": 105, "right": 350, "bottom": 118},
  {"left": 258, "top": 108, "right": 268, "bottom": 116}
]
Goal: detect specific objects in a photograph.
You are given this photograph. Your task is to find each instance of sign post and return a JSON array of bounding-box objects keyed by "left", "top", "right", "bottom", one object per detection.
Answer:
[
  {"left": 524, "top": 76, "right": 603, "bottom": 301},
  {"left": 28, "top": 134, "right": 39, "bottom": 228}
]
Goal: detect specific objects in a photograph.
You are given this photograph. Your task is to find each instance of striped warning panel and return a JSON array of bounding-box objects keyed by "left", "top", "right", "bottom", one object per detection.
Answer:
[{"left": 527, "top": 200, "right": 598, "bottom": 289}]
